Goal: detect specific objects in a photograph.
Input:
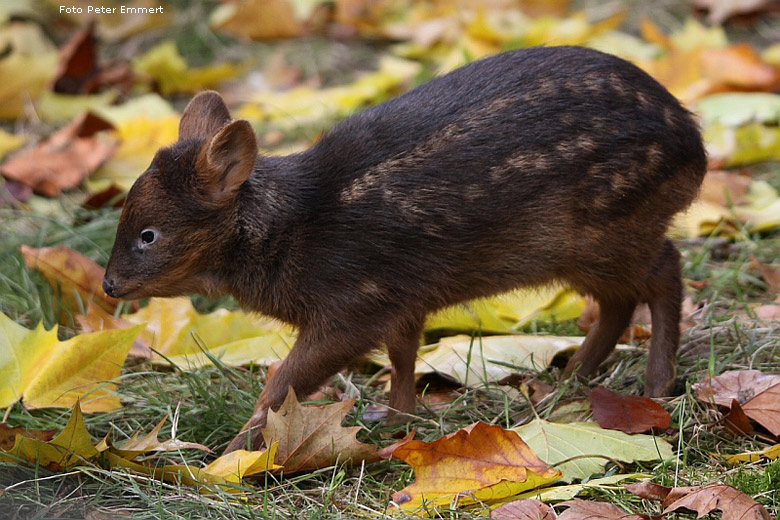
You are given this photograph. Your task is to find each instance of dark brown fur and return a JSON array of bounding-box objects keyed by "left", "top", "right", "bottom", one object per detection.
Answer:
[{"left": 103, "top": 46, "right": 707, "bottom": 452}]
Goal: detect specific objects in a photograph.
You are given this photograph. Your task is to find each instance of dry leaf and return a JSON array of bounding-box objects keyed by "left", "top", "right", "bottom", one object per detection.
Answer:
[
  {"left": 558, "top": 499, "right": 648, "bottom": 519},
  {"left": 695, "top": 0, "right": 777, "bottom": 23},
  {"left": 97, "top": 414, "right": 211, "bottom": 458},
  {"left": 589, "top": 386, "right": 671, "bottom": 434},
  {"left": 262, "top": 388, "right": 378, "bottom": 473},
  {"left": 52, "top": 20, "right": 134, "bottom": 95},
  {"left": 624, "top": 480, "right": 672, "bottom": 501},
  {"left": 0, "top": 424, "right": 57, "bottom": 451},
  {"left": 379, "top": 422, "right": 562, "bottom": 510},
  {"left": 721, "top": 444, "right": 780, "bottom": 463},
  {"left": 20, "top": 244, "right": 128, "bottom": 319},
  {"left": 662, "top": 484, "right": 771, "bottom": 520},
  {"left": 724, "top": 398, "right": 755, "bottom": 435},
  {"left": 210, "top": 0, "right": 301, "bottom": 39},
  {"left": 1, "top": 113, "right": 117, "bottom": 196},
  {"left": 491, "top": 498, "right": 557, "bottom": 519},
  {"left": 694, "top": 370, "right": 780, "bottom": 435}
]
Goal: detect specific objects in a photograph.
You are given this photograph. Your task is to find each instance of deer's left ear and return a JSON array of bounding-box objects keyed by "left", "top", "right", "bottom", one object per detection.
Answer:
[
  {"left": 179, "top": 91, "right": 232, "bottom": 141},
  {"left": 196, "top": 120, "right": 258, "bottom": 206}
]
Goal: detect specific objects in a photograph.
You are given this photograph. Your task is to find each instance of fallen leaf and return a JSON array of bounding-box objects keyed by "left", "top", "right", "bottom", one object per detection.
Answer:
[
  {"left": 82, "top": 184, "right": 125, "bottom": 210},
  {"left": 132, "top": 40, "right": 241, "bottom": 95},
  {"left": 589, "top": 386, "right": 671, "bottom": 434},
  {"left": 697, "top": 92, "right": 780, "bottom": 128},
  {"left": 380, "top": 422, "right": 562, "bottom": 511},
  {"left": 0, "top": 22, "right": 58, "bottom": 119},
  {"left": 624, "top": 480, "right": 671, "bottom": 501},
  {"left": 199, "top": 444, "right": 281, "bottom": 483},
  {"left": 262, "top": 388, "right": 378, "bottom": 473},
  {"left": 0, "top": 424, "right": 57, "bottom": 451},
  {"left": 750, "top": 256, "right": 780, "bottom": 295},
  {"left": 210, "top": 0, "right": 301, "bottom": 39},
  {"left": 20, "top": 244, "right": 126, "bottom": 319},
  {"left": 80, "top": 297, "right": 295, "bottom": 368},
  {"left": 0, "top": 312, "right": 142, "bottom": 412},
  {"left": 514, "top": 473, "right": 652, "bottom": 503},
  {"left": 694, "top": 370, "right": 780, "bottom": 435},
  {"left": 558, "top": 499, "right": 648, "bottom": 520},
  {"left": 491, "top": 498, "right": 556, "bottom": 519},
  {"left": 662, "top": 484, "right": 771, "bottom": 520},
  {"left": 724, "top": 399, "right": 755, "bottom": 435},
  {"left": 694, "top": 0, "right": 777, "bottom": 24},
  {"left": 54, "top": 0, "right": 170, "bottom": 41},
  {"left": 97, "top": 414, "right": 211, "bottom": 458},
  {"left": 513, "top": 419, "right": 674, "bottom": 482},
  {"left": 409, "top": 335, "right": 583, "bottom": 387},
  {"left": 0, "top": 128, "right": 24, "bottom": 161},
  {"left": 0, "top": 401, "right": 98, "bottom": 470},
  {"left": 0, "top": 113, "right": 117, "bottom": 197},
  {"left": 720, "top": 444, "right": 780, "bottom": 463}
]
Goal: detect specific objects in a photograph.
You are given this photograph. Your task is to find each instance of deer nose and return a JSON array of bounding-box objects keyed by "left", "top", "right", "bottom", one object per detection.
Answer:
[{"left": 102, "top": 277, "right": 116, "bottom": 297}]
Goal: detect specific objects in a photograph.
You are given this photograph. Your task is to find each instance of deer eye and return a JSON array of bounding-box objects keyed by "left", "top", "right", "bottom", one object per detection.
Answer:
[{"left": 140, "top": 229, "right": 157, "bottom": 245}]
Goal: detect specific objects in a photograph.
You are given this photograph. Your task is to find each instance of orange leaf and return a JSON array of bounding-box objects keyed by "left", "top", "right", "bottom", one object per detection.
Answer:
[
  {"left": 1, "top": 113, "right": 116, "bottom": 197},
  {"left": 20, "top": 245, "right": 130, "bottom": 320},
  {"left": 380, "top": 422, "right": 562, "bottom": 510}
]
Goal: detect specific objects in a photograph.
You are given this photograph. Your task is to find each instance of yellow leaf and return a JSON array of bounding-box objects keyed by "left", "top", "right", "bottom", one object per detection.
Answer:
[
  {"left": 35, "top": 91, "right": 119, "bottom": 123},
  {"left": 210, "top": 0, "right": 300, "bottom": 40},
  {"left": 91, "top": 110, "right": 179, "bottom": 192},
  {"left": 0, "top": 313, "right": 142, "bottom": 412},
  {"left": 0, "top": 23, "right": 58, "bottom": 119},
  {"left": 721, "top": 444, "right": 780, "bottom": 464},
  {"left": 262, "top": 389, "right": 378, "bottom": 472},
  {"left": 132, "top": 40, "right": 242, "bottom": 95},
  {"left": 0, "top": 128, "right": 24, "bottom": 160},
  {"left": 380, "top": 422, "right": 562, "bottom": 512},
  {"left": 82, "top": 298, "right": 295, "bottom": 369},
  {"left": 201, "top": 443, "right": 281, "bottom": 482},
  {"left": 0, "top": 401, "right": 98, "bottom": 470}
]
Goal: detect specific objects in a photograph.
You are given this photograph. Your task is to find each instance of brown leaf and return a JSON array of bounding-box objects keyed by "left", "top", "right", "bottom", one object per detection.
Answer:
[
  {"left": 261, "top": 388, "right": 378, "bottom": 473},
  {"left": 491, "top": 498, "right": 557, "bottom": 519},
  {"left": 662, "top": 484, "right": 771, "bottom": 520},
  {"left": 589, "top": 386, "right": 671, "bottom": 434},
  {"left": 750, "top": 256, "right": 780, "bottom": 295},
  {"left": 82, "top": 184, "right": 125, "bottom": 210},
  {"left": 701, "top": 170, "right": 752, "bottom": 207},
  {"left": 1, "top": 113, "right": 117, "bottom": 197},
  {"left": 52, "top": 21, "right": 98, "bottom": 94},
  {"left": 724, "top": 399, "right": 755, "bottom": 436},
  {"left": 558, "top": 499, "right": 649, "bottom": 520},
  {"left": 624, "top": 480, "right": 671, "bottom": 501},
  {"left": 694, "top": 370, "right": 780, "bottom": 436},
  {"left": 699, "top": 43, "right": 780, "bottom": 91},
  {"left": 20, "top": 245, "right": 129, "bottom": 320},
  {"left": 97, "top": 414, "right": 211, "bottom": 458}
]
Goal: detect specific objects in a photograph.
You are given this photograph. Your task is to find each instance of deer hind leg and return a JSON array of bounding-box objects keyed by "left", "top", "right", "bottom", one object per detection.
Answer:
[{"left": 386, "top": 314, "right": 425, "bottom": 417}]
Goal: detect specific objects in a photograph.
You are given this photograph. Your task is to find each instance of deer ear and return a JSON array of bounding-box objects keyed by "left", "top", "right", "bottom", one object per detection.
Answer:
[
  {"left": 179, "top": 91, "right": 231, "bottom": 141},
  {"left": 196, "top": 120, "right": 258, "bottom": 206}
]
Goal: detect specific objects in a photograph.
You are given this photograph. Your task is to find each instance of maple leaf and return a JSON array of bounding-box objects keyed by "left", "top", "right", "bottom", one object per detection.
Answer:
[
  {"left": 0, "top": 313, "right": 142, "bottom": 412},
  {"left": 0, "top": 113, "right": 117, "bottom": 197},
  {"left": 694, "top": 370, "right": 780, "bottom": 435},
  {"left": 589, "top": 386, "right": 671, "bottom": 434},
  {"left": 379, "top": 422, "right": 562, "bottom": 511},
  {"left": 262, "top": 388, "right": 378, "bottom": 473}
]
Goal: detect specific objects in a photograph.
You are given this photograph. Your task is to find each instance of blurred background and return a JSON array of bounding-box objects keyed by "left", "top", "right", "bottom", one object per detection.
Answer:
[{"left": 1, "top": 0, "right": 779, "bottom": 330}]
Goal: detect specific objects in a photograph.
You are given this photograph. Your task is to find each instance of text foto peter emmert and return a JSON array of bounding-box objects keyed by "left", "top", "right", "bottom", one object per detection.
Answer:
[{"left": 60, "top": 5, "right": 164, "bottom": 14}]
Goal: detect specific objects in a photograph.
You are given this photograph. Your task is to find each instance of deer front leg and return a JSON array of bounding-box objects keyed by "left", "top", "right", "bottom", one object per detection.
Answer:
[{"left": 224, "top": 326, "right": 375, "bottom": 454}]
